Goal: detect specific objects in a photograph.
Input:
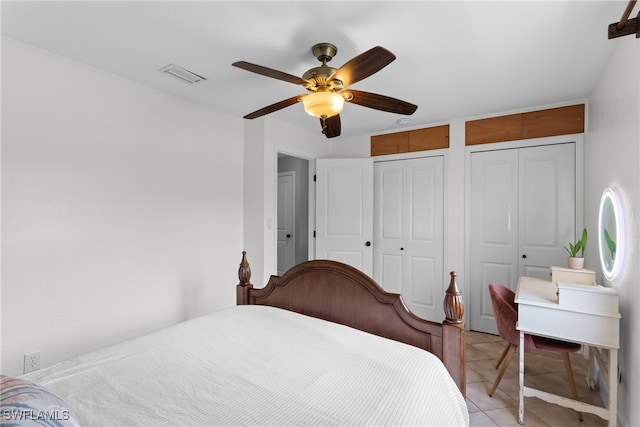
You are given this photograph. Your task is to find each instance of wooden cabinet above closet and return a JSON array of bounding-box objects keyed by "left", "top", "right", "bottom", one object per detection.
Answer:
[
  {"left": 370, "top": 104, "right": 584, "bottom": 156},
  {"left": 371, "top": 124, "right": 449, "bottom": 156},
  {"left": 466, "top": 104, "right": 584, "bottom": 146}
]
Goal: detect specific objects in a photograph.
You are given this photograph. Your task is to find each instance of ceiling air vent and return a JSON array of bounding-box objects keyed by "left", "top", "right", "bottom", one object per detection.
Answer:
[{"left": 158, "top": 63, "right": 207, "bottom": 85}]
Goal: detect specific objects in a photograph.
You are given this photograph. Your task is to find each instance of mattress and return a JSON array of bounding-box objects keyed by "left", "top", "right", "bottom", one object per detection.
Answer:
[{"left": 21, "top": 305, "right": 469, "bottom": 426}]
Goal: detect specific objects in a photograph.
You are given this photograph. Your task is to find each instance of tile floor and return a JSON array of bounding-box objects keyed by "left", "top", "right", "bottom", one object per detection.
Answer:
[{"left": 466, "top": 331, "right": 607, "bottom": 427}]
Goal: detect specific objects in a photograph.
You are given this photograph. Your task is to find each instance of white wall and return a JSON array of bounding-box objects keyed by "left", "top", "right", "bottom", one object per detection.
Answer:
[
  {"left": 1, "top": 38, "right": 245, "bottom": 375},
  {"left": 586, "top": 36, "right": 639, "bottom": 427}
]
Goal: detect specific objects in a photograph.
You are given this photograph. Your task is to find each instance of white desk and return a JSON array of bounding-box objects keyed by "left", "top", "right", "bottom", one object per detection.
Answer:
[{"left": 515, "top": 276, "right": 620, "bottom": 426}]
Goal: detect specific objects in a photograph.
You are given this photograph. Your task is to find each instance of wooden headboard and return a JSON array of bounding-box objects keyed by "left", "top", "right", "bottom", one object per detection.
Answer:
[{"left": 236, "top": 251, "right": 466, "bottom": 395}]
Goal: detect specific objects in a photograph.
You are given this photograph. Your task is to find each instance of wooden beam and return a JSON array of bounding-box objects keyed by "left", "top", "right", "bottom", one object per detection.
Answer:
[
  {"left": 608, "top": 0, "right": 639, "bottom": 39},
  {"left": 608, "top": 14, "right": 639, "bottom": 39},
  {"left": 618, "top": 0, "right": 637, "bottom": 28}
]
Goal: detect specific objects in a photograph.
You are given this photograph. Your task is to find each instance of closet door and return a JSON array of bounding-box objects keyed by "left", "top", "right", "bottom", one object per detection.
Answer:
[
  {"left": 469, "top": 143, "right": 576, "bottom": 334},
  {"left": 373, "top": 161, "right": 405, "bottom": 294},
  {"left": 469, "top": 150, "right": 519, "bottom": 334},
  {"left": 518, "top": 144, "right": 576, "bottom": 277},
  {"left": 374, "top": 156, "right": 444, "bottom": 321}
]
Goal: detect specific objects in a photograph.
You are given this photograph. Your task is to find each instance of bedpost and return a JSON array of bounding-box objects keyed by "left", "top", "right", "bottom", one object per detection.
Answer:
[
  {"left": 444, "top": 271, "right": 464, "bottom": 324},
  {"left": 236, "top": 251, "right": 253, "bottom": 305},
  {"left": 442, "top": 271, "right": 466, "bottom": 396}
]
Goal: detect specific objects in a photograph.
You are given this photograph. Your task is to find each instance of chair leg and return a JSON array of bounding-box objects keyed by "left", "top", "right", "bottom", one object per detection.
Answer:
[
  {"left": 489, "top": 343, "right": 516, "bottom": 397},
  {"left": 562, "top": 352, "right": 584, "bottom": 421},
  {"left": 495, "top": 343, "right": 511, "bottom": 369}
]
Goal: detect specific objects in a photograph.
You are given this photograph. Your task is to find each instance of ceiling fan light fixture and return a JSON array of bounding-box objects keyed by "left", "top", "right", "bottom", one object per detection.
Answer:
[{"left": 302, "top": 91, "right": 344, "bottom": 118}]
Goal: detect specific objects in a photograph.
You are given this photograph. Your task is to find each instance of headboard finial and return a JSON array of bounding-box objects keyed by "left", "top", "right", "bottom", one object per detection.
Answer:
[
  {"left": 444, "top": 271, "right": 464, "bottom": 324},
  {"left": 238, "top": 251, "right": 252, "bottom": 285}
]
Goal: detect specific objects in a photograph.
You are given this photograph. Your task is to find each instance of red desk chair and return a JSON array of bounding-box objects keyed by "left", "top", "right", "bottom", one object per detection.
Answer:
[{"left": 488, "top": 282, "right": 583, "bottom": 421}]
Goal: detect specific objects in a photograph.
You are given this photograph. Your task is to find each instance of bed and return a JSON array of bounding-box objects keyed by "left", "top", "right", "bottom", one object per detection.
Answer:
[{"left": 2, "top": 252, "right": 468, "bottom": 426}]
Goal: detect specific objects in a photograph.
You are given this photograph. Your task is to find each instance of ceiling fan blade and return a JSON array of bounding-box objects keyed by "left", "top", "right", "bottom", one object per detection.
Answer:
[
  {"left": 328, "top": 46, "right": 396, "bottom": 88},
  {"left": 321, "top": 115, "right": 341, "bottom": 138},
  {"left": 232, "top": 61, "right": 310, "bottom": 86},
  {"left": 344, "top": 89, "right": 417, "bottom": 115},
  {"left": 243, "top": 95, "right": 302, "bottom": 119}
]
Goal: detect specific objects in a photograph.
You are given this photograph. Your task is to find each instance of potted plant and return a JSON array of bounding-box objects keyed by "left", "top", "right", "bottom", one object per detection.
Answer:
[{"left": 564, "top": 228, "right": 587, "bottom": 269}]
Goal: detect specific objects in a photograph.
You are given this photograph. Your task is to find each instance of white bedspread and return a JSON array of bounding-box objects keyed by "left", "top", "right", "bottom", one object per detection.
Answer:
[{"left": 22, "top": 305, "right": 469, "bottom": 426}]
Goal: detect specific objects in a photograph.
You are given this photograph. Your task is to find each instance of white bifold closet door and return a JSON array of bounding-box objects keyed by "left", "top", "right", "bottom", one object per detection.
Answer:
[
  {"left": 373, "top": 156, "right": 444, "bottom": 322},
  {"left": 469, "top": 143, "right": 576, "bottom": 334}
]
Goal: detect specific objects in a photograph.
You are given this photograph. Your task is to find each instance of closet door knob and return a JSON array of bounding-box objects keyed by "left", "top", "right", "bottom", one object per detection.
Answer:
[
  {"left": 365, "top": 241, "right": 371, "bottom": 247},
  {"left": 522, "top": 254, "right": 527, "bottom": 259}
]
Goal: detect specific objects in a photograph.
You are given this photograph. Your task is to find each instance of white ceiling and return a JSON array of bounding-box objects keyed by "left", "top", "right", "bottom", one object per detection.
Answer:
[{"left": 1, "top": 1, "right": 626, "bottom": 138}]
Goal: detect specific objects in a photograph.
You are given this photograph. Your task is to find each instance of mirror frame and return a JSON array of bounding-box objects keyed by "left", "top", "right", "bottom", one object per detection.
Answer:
[{"left": 598, "top": 187, "right": 625, "bottom": 281}]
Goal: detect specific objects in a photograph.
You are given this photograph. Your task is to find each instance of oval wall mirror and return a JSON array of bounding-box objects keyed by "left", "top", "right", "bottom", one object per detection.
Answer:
[{"left": 598, "top": 188, "right": 625, "bottom": 281}]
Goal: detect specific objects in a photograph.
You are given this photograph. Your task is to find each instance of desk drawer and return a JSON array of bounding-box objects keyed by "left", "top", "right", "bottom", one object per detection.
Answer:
[
  {"left": 557, "top": 283, "right": 618, "bottom": 314},
  {"left": 551, "top": 266, "right": 596, "bottom": 286},
  {"left": 518, "top": 305, "right": 620, "bottom": 349}
]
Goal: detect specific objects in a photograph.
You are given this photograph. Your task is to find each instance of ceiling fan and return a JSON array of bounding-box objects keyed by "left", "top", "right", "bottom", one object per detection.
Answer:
[{"left": 232, "top": 43, "right": 418, "bottom": 138}]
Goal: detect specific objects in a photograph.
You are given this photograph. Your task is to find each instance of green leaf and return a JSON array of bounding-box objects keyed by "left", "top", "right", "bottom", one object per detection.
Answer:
[
  {"left": 580, "top": 228, "right": 588, "bottom": 257},
  {"left": 604, "top": 229, "right": 616, "bottom": 257},
  {"left": 564, "top": 229, "right": 587, "bottom": 257}
]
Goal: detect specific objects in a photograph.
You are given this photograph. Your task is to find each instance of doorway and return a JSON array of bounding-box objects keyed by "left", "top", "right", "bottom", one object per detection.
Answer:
[{"left": 277, "top": 154, "right": 310, "bottom": 273}]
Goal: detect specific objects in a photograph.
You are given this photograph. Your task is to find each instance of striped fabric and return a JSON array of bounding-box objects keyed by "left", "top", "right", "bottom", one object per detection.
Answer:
[
  {"left": 0, "top": 376, "right": 80, "bottom": 426},
  {"left": 20, "top": 305, "right": 469, "bottom": 426}
]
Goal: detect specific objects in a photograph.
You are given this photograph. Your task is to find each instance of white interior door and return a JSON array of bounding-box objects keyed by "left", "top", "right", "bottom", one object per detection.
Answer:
[
  {"left": 315, "top": 158, "right": 373, "bottom": 275},
  {"left": 277, "top": 172, "right": 295, "bottom": 275},
  {"left": 373, "top": 157, "right": 444, "bottom": 321},
  {"left": 469, "top": 149, "right": 519, "bottom": 334},
  {"left": 405, "top": 157, "right": 444, "bottom": 321},
  {"left": 469, "top": 143, "right": 576, "bottom": 334},
  {"left": 374, "top": 160, "right": 405, "bottom": 294}
]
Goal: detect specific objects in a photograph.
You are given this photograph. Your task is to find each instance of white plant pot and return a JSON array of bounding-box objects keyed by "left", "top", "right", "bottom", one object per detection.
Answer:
[{"left": 567, "top": 256, "right": 585, "bottom": 270}]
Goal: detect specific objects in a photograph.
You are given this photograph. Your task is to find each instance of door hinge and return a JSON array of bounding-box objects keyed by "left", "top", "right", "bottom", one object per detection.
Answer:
[
  {"left": 313, "top": 230, "right": 316, "bottom": 238},
  {"left": 313, "top": 174, "right": 316, "bottom": 182}
]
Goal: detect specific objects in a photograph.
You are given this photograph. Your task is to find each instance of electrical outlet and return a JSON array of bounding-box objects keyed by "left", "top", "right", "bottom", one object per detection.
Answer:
[{"left": 23, "top": 351, "right": 41, "bottom": 374}]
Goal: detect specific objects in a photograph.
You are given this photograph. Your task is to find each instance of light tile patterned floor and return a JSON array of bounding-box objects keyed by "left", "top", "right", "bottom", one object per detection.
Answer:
[{"left": 466, "top": 331, "right": 607, "bottom": 427}]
